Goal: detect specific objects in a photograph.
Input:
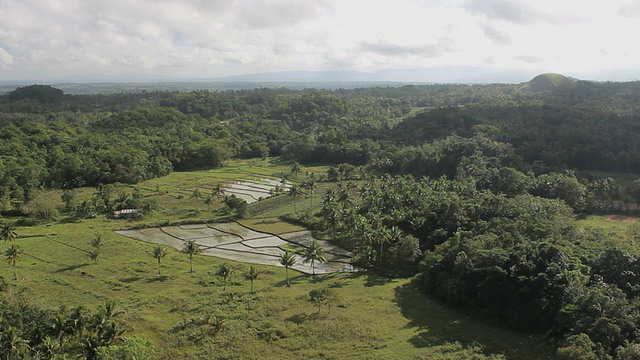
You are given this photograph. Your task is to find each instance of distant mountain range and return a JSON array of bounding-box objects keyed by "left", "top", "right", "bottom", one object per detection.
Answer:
[
  {"left": 2, "top": 67, "right": 638, "bottom": 95},
  {"left": 208, "top": 67, "right": 539, "bottom": 84}
]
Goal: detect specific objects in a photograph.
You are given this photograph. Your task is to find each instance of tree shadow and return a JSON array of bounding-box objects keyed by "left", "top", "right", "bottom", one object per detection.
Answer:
[
  {"left": 59, "top": 216, "right": 82, "bottom": 224},
  {"left": 120, "top": 276, "right": 143, "bottom": 283},
  {"left": 53, "top": 263, "right": 90, "bottom": 273},
  {"left": 274, "top": 274, "right": 306, "bottom": 287},
  {"left": 146, "top": 275, "right": 170, "bottom": 282},
  {"left": 339, "top": 271, "right": 394, "bottom": 287},
  {"left": 393, "top": 281, "right": 553, "bottom": 359},
  {"left": 285, "top": 312, "right": 323, "bottom": 324},
  {"left": 363, "top": 274, "right": 394, "bottom": 287}
]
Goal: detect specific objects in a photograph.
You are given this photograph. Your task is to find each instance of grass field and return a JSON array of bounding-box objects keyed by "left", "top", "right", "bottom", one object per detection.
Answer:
[{"left": 0, "top": 159, "right": 556, "bottom": 359}]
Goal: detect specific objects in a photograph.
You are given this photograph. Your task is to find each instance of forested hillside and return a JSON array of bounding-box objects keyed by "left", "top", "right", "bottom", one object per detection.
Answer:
[{"left": 3, "top": 78, "right": 640, "bottom": 358}]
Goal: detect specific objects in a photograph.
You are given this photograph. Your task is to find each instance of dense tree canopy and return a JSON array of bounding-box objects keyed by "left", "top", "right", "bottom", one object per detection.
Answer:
[{"left": 4, "top": 79, "right": 640, "bottom": 358}]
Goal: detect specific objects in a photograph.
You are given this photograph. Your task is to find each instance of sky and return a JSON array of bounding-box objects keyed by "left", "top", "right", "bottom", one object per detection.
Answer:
[{"left": 1, "top": 0, "right": 640, "bottom": 83}]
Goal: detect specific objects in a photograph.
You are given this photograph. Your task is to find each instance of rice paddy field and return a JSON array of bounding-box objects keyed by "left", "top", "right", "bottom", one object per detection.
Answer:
[{"left": 0, "top": 159, "right": 556, "bottom": 359}]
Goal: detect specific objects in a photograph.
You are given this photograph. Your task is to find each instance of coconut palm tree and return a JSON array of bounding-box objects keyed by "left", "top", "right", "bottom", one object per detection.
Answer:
[
  {"left": 291, "top": 161, "right": 300, "bottom": 175},
  {"left": 0, "top": 221, "right": 18, "bottom": 242},
  {"left": 204, "top": 195, "right": 214, "bottom": 211},
  {"left": 88, "top": 233, "right": 106, "bottom": 264},
  {"left": 87, "top": 249, "right": 100, "bottom": 264},
  {"left": 211, "top": 183, "right": 225, "bottom": 197},
  {"left": 149, "top": 245, "right": 167, "bottom": 277},
  {"left": 182, "top": 239, "right": 202, "bottom": 273},
  {"left": 4, "top": 244, "right": 23, "bottom": 280},
  {"left": 190, "top": 187, "right": 202, "bottom": 202},
  {"left": 217, "top": 263, "right": 232, "bottom": 290},
  {"left": 288, "top": 185, "right": 301, "bottom": 212},
  {"left": 1, "top": 326, "right": 30, "bottom": 357},
  {"left": 278, "top": 251, "right": 297, "bottom": 287},
  {"left": 303, "top": 240, "right": 327, "bottom": 275},
  {"left": 90, "top": 233, "right": 106, "bottom": 251},
  {"left": 303, "top": 175, "right": 317, "bottom": 208},
  {"left": 49, "top": 314, "right": 73, "bottom": 347},
  {"left": 245, "top": 265, "right": 259, "bottom": 293}
]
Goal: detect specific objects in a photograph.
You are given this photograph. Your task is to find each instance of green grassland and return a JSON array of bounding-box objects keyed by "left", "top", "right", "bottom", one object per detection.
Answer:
[{"left": 1, "top": 160, "right": 555, "bottom": 359}]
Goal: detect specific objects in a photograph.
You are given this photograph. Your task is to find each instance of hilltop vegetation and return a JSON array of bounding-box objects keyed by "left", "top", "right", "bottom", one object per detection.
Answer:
[
  {"left": 2, "top": 76, "right": 640, "bottom": 358},
  {"left": 520, "top": 73, "right": 575, "bottom": 92}
]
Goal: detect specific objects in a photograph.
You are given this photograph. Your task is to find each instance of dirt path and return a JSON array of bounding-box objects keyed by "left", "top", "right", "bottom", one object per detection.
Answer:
[{"left": 604, "top": 215, "right": 640, "bottom": 223}]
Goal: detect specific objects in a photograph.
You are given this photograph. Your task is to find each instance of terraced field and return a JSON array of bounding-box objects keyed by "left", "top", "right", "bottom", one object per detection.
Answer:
[{"left": 116, "top": 222, "right": 354, "bottom": 274}]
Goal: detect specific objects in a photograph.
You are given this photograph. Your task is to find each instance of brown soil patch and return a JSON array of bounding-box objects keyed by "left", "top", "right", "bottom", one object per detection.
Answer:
[{"left": 605, "top": 215, "right": 640, "bottom": 223}]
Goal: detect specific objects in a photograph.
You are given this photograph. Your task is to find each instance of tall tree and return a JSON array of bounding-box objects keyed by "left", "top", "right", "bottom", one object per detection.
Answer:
[
  {"left": 291, "top": 161, "right": 301, "bottom": 175},
  {"left": 4, "top": 244, "right": 23, "bottom": 280},
  {"left": 278, "top": 251, "right": 297, "bottom": 287},
  {"left": 49, "top": 314, "right": 73, "bottom": 347},
  {"left": 148, "top": 245, "right": 167, "bottom": 277},
  {"left": 245, "top": 265, "right": 259, "bottom": 293},
  {"left": 88, "top": 233, "right": 106, "bottom": 264},
  {"left": 303, "top": 240, "right": 327, "bottom": 275},
  {"left": 181, "top": 239, "right": 202, "bottom": 273},
  {"left": 217, "top": 263, "right": 232, "bottom": 290},
  {"left": 303, "top": 175, "right": 317, "bottom": 208},
  {"left": 211, "top": 183, "right": 225, "bottom": 197},
  {"left": 90, "top": 233, "right": 106, "bottom": 251},
  {"left": 204, "top": 195, "right": 214, "bottom": 211},
  {"left": 0, "top": 222, "right": 18, "bottom": 243},
  {"left": 288, "top": 185, "right": 301, "bottom": 212}
]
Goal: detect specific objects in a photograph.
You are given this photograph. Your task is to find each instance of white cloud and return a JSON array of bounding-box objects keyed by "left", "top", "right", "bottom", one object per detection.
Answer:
[
  {"left": 0, "top": 47, "right": 13, "bottom": 70},
  {"left": 0, "top": 0, "right": 638, "bottom": 82}
]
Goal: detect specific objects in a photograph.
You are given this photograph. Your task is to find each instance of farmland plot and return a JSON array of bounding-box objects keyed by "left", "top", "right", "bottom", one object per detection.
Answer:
[
  {"left": 116, "top": 222, "right": 356, "bottom": 274},
  {"left": 220, "top": 174, "right": 291, "bottom": 203}
]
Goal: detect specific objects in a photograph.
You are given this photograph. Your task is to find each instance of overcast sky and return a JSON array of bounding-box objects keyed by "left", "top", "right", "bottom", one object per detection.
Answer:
[{"left": 1, "top": 0, "right": 639, "bottom": 83}]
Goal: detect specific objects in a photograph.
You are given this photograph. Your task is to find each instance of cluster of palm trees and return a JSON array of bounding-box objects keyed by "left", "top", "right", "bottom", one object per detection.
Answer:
[
  {"left": 46, "top": 301, "right": 124, "bottom": 359},
  {"left": 319, "top": 178, "right": 412, "bottom": 266},
  {"left": 0, "top": 300, "right": 125, "bottom": 359},
  {"left": 190, "top": 183, "right": 225, "bottom": 211},
  {"left": 279, "top": 239, "right": 327, "bottom": 281}
]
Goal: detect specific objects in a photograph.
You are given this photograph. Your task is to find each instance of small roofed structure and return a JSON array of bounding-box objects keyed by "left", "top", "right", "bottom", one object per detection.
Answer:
[{"left": 112, "top": 209, "right": 141, "bottom": 219}]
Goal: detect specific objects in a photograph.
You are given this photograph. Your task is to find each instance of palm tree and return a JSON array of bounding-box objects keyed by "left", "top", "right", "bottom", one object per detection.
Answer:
[
  {"left": 182, "top": 239, "right": 202, "bottom": 273},
  {"left": 211, "top": 183, "right": 225, "bottom": 197},
  {"left": 50, "top": 314, "right": 73, "bottom": 347},
  {"left": 2, "top": 326, "right": 30, "bottom": 357},
  {"left": 89, "top": 233, "right": 106, "bottom": 264},
  {"left": 278, "top": 251, "right": 297, "bottom": 287},
  {"left": 303, "top": 240, "right": 327, "bottom": 275},
  {"left": 0, "top": 221, "right": 18, "bottom": 242},
  {"left": 4, "top": 244, "right": 22, "bottom": 280},
  {"left": 291, "top": 161, "right": 300, "bottom": 175},
  {"left": 87, "top": 249, "right": 100, "bottom": 264},
  {"left": 217, "top": 263, "right": 232, "bottom": 290},
  {"left": 149, "top": 245, "right": 167, "bottom": 277},
  {"left": 288, "top": 185, "right": 301, "bottom": 212},
  {"left": 303, "top": 175, "right": 317, "bottom": 208},
  {"left": 204, "top": 195, "right": 214, "bottom": 211},
  {"left": 76, "top": 200, "right": 94, "bottom": 219},
  {"left": 245, "top": 265, "right": 259, "bottom": 293},
  {"left": 190, "top": 187, "right": 202, "bottom": 202},
  {"left": 90, "top": 233, "right": 106, "bottom": 250},
  {"left": 68, "top": 305, "right": 90, "bottom": 338},
  {"left": 39, "top": 336, "right": 58, "bottom": 358}
]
